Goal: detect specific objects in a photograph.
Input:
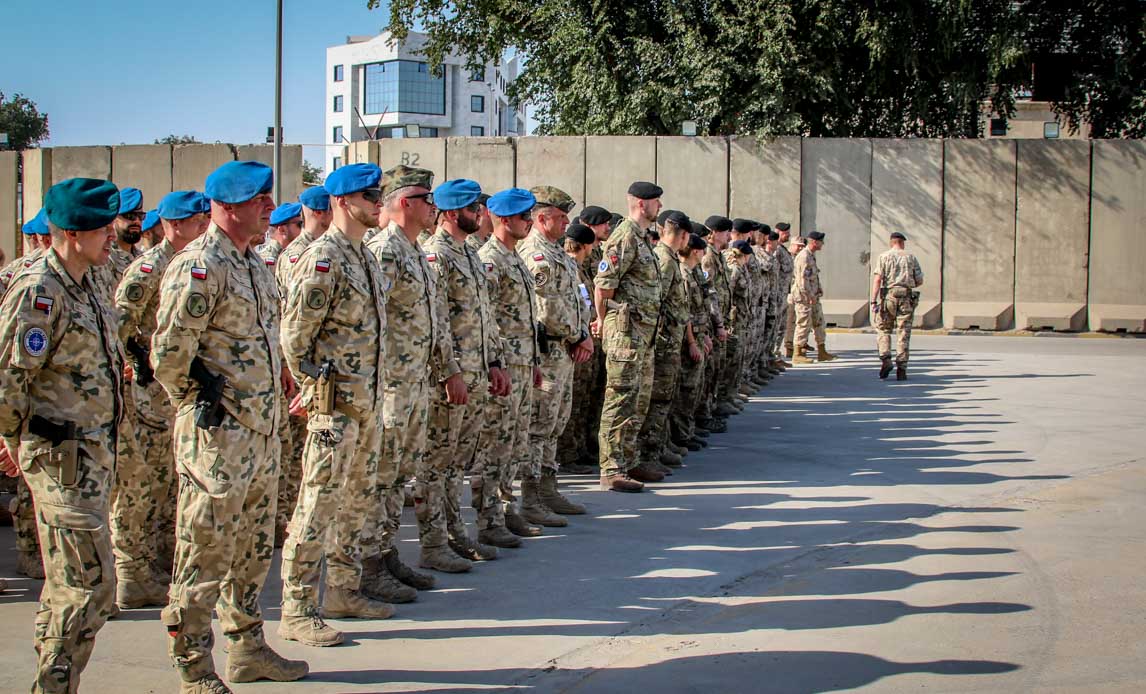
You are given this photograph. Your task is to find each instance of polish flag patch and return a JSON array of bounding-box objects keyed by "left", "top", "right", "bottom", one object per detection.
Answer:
[
  {"left": 609, "top": 254, "right": 619, "bottom": 265},
  {"left": 425, "top": 254, "right": 437, "bottom": 263},
  {"left": 532, "top": 253, "right": 545, "bottom": 262},
  {"left": 484, "top": 262, "right": 494, "bottom": 273},
  {"left": 315, "top": 259, "right": 331, "bottom": 273},
  {"left": 265, "top": 258, "right": 276, "bottom": 267},
  {"left": 190, "top": 266, "right": 207, "bottom": 280},
  {"left": 23, "top": 259, "right": 33, "bottom": 268},
  {"left": 140, "top": 263, "right": 154, "bottom": 274},
  {"left": 33, "top": 295, "right": 54, "bottom": 313},
  {"left": 289, "top": 254, "right": 300, "bottom": 264}
]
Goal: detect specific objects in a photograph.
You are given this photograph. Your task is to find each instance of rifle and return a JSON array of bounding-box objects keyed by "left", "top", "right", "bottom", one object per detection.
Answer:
[{"left": 188, "top": 357, "right": 226, "bottom": 430}]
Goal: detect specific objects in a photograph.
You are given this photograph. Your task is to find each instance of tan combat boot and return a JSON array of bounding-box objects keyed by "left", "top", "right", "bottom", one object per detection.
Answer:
[
  {"left": 116, "top": 577, "right": 169, "bottom": 609},
  {"left": 783, "top": 343, "right": 794, "bottom": 358},
  {"left": 792, "top": 345, "right": 813, "bottom": 364},
  {"left": 16, "top": 550, "right": 44, "bottom": 579},
  {"left": 505, "top": 507, "right": 543, "bottom": 537},
  {"left": 360, "top": 555, "right": 417, "bottom": 604},
  {"left": 180, "top": 673, "right": 233, "bottom": 693},
  {"left": 225, "top": 640, "right": 309, "bottom": 683},
  {"left": 279, "top": 607, "right": 345, "bottom": 647},
  {"left": 322, "top": 586, "right": 394, "bottom": 619},
  {"left": 539, "top": 470, "right": 587, "bottom": 515},
  {"left": 420, "top": 545, "right": 473, "bottom": 573},
  {"left": 600, "top": 471, "right": 644, "bottom": 493},
  {"left": 817, "top": 344, "right": 837, "bottom": 362},
  {"left": 520, "top": 478, "right": 567, "bottom": 527},
  {"left": 449, "top": 534, "right": 498, "bottom": 562},
  {"left": 478, "top": 525, "right": 523, "bottom": 548}
]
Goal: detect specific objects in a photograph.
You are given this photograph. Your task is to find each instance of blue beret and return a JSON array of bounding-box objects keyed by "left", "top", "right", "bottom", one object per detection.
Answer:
[
  {"left": 487, "top": 188, "right": 536, "bottom": 217},
  {"left": 433, "top": 179, "right": 482, "bottom": 211},
  {"left": 118, "top": 187, "right": 143, "bottom": 214},
  {"left": 204, "top": 161, "right": 273, "bottom": 203},
  {"left": 270, "top": 202, "right": 303, "bottom": 226},
  {"left": 44, "top": 178, "right": 120, "bottom": 231},
  {"left": 159, "top": 191, "right": 209, "bottom": 220},
  {"left": 142, "top": 210, "right": 161, "bottom": 232},
  {"left": 193, "top": 192, "right": 211, "bottom": 214},
  {"left": 299, "top": 186, "right": 330, "bottom": 211},
  {"left": 324, "top": 163, "right": 382, "bottom": 196},
  {"left": 22, "top": 209, "right": 49, "bottom": 236}
]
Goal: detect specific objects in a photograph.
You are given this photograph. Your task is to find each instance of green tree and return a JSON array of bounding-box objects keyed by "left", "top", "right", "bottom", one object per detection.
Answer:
[
  {"left": 302, "top": 160, "right": 324, "bottom": 184},
  {"left": 155, "top": 134, "right": 201, "bottom": 145},
  {"left": 0, "top": 92, "right": 50, "bottom": 150}
]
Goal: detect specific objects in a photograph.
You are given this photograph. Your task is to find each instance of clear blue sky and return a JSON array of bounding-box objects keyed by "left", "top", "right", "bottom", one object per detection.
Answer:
[{"left": 2, "top": 1, "right": 390, "bottom": 166}]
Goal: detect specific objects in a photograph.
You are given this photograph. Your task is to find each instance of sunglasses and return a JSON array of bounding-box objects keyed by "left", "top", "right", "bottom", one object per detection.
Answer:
[
  {"left": 360, "top": 188, "right": 382, "bottom": 204},
  {"left": 405, "top": 192, "right": 434, "bottom": 206},
  {"left": 120, "top": 211, "right": 146, "bottom": 222}
]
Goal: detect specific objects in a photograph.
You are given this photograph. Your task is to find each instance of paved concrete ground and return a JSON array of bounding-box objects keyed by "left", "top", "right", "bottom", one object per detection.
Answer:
[{"left": 2, "top": 334, "right": 1145, "bottom": 693}]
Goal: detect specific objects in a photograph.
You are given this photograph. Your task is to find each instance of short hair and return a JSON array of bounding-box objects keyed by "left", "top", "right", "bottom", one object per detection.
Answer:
[{"left": 563, "top": 238, "right": 588, "bottom": 253}]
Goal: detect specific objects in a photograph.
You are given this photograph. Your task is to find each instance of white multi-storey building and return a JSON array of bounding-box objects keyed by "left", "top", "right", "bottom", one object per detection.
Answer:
[{"left": 324, "top": 30, "right": 525, "bottom": 174}]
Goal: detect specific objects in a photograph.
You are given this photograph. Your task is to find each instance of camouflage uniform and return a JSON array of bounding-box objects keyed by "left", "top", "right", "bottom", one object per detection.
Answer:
[
  {"left": 721, "top": 249, "right": 752, "bottom": 402},
  {"left": 422, "top": 227, "right": 501, "bottom": 547},
  {"left": 0, "top": 249, "right": 122, "bottom": 694},
  {"left": 279, "top": 225, "right": 388, "bottom": 615},
  {"left": 637, "top": 242, "right": 688, "bottom": 466},
  {"left": 874, "top": 248, "right": 924, "bottom": 364},
  {"left": 475, "top": 236, "right": 539, "bottom": 530},
  {"left": 692, "top": 259, "right": 723, "bottom": 427},
  {"left": 671, "top": 266, "right": 709, "bottom": 444},
  {"left": 751, "top": 246, "right": 776, "bottom": 376},
  {"left": 772, "top": 243, "right": 795, "bottom": 358},
  {"left": 700, "top": 245, "right": 731, "bottom": 415},
  {"left": 556, "top": 254, "right": 599, "bottom": 468},
  {"left": 792, "top": 246, "right": 826, "bottom": 349},
  {"left": 365, "top": 221, "right": 456, "bottom": 558},
  {"left": 594, "top": 219, "right": 661, "bottom": 475},
  {"left": 464, "top": 233, "right": 487, "bottom": 254},
  {"left": 152, "top": 225, "right": 284, "bottom": 682}
]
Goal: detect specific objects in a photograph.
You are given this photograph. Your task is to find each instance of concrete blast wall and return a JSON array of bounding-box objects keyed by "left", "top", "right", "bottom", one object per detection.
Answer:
[
  {"left": 173, "top": 144, "right": 235, "bottom": 192},
  {"left": 112, "top": 145, "right": 173, "bottom": 211},
  {"left": 516, "top": 137, "right": 586, "bottom": 215},
  {"left": 447, "top": 137, "right": 515, "bottom": 192},
  {"left": 656, "top": 137, "right": 727, "bottom": 218},
  {"left": 1089, "top": 140, "right": 1146, "bottom": 332},
  {"left": 585, "top": 137, "right": 656, "bottom": 215},
  {"left": 235, "top": 145, "right": 305, "bottom": 203},
  {"left": 381, "top": 139, "right": 447, "bottom": 187},
  {"left": 729, "top": 136, "right": 801, "bottom": 231},
  {"left": 0, "top": 152, "right": 17, "bottom": 263}
]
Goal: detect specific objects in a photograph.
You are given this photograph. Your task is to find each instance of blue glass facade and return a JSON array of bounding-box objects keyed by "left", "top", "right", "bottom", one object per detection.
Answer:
[{"left": 363, "top": 60, "right": 446, "bottom": 116}]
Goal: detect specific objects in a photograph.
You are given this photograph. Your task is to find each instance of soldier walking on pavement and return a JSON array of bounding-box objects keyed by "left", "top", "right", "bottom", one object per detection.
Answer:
[
  {"left": 152, "top": 161, "right": 308, "bottom": 693},
  {"left": 871, "top": 231, "right": 924, "bottom": 380},
  {"left": 791, "top": 231, "right": 837, "bottom": 365},
  {"left": 0, "top": 178, "right": 123, "bottom": 694},
  {"left": 277, "top": 163, "right": 395, "bottom": 648}
]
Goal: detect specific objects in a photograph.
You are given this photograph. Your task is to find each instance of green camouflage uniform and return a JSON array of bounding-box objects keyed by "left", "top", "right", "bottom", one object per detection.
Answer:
[
  {"left": 671, "top": 266, "right": 709, "bottom": 443},
  {"left": 556, "top": 254, "right": 599, "bottom": 467},
  {"left": 721, "top": 249, "right": 752, "bottom": 402},
  {"left": 772, "top": 243, "right": 795, "bottom": 357},
  {"left": 751, "top": 246, "right": 775, "bottom": 376},
  {"left": 152, "top": 225, "right": 284, "bottom": 683},
  {"left": 637, "top": 242, "right": 688, "bottom": 466},
  {"left": 0, "top": 249, "right": 122, "bottom": 694},
  {"left": 700, "top": 245, "right": 731, "bottom": 416}
]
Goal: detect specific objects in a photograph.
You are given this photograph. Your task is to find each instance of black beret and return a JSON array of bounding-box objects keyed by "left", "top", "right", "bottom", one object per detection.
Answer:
[
  {"left": 775, "top": 222, "right": 791, "bottom": 232},
  {"left": 628, "top": 181, "right": 663, "bottom": 200},
  {"left": 688, "top": 233, "right": 707, "bottom": 251},
  {"left": 691, "top": 221, "right": 709, "bottom": 237},
  {"left": 661, "top": 210, "right": 690, "bottom": 230},
  {"left": 564, "top": 223, "right": 596, "bottom": 245},
  {"left": 580, "top": 205, "right": 611, "bottom": 225},
  {"left": 705, "top": 215, "right": 733, "bottom": 232},
  {"left": 730, "top": 240, "right": 753, "bottom": 255},
  {"left": 477, "top": 193, "right": 491, "bottom": 205},
  {"left": 609, "top": 213, "right": 623, "bottom": 228},
  {"left": 807, "top": 230, "right": 826, "bottom": 241},
  {"left": 890, "top": 231, "right": 906, "bottom": 241},
  {"left": 768, "top": 231, "right": 780, "bottom": 241},
  {"left": 656, "top": 209, "right": 675, "bottom": 225},
  {"left": 731, "top": 218, "right": 755, "bottom": 233},
  {"left": 756, "top": 223, "right": 772, "bottom": 235}
]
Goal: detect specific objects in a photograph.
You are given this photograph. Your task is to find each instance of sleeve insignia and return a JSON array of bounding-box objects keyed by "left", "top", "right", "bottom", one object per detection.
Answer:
[
  {"left": 125, "top": 283, "right": 145, "bottom": 302},
  {"left": 33, "top": 296, "right": 54, "bottom": 313},
  {"left": 23, "top": 327, "right": 48, "bottom": 357},
  {"left": 185, "top": 292, "right": 209, "bottom": 318},
  {"left": 306, "top": 287, "right": 328, "bottom": 310},
  {"left": 191, "top": 266, "right": 208, "bottom": 280},
  {"left": 598, "top": 259, "right": 610, "bottom": 273},
  {"left": 315, "top": 259, "right": 332, "bottom": 273}
]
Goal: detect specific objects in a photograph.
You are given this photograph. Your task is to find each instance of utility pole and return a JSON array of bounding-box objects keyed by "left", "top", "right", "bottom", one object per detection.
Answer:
[{"left": 273, "top": 0, "right": 284, "bottom": 203}]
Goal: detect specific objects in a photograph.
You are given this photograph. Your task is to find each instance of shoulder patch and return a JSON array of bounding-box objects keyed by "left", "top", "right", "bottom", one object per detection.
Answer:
[
  {"left": 140, "top": 263, "right": 154, "bottom": 274},
  {"left": 265, "top": 258, "right": 276, "bottom": 267},
  {"left": 484, "top": 262, "right": 495, "bottom": 273},
  {"left": 306, "top": 287, "right": 328, "bottom": 310},
  {"left": 703, "top": 270, "right": 710, "bottom": 281},
  {"left": 532, "top": 253, "right": 546, "bottom": 262},
  {"left": 289, "top": 254, "right": 300, "bottom": 264},
  {"left": 191, "top": 266, "right": 207, "bottom": 280},
  {"left": 598, "top": 259, "right": 610, "bottom": 273},
  {"left": 125, "top": 283, "right": 145, "bottom": 302},
  {"left": 610, "top": 254, "right": 619, "bottom": 265},
  {"left": 315, "top": 259, "right": 331, "bottom": 273},
  {"left": 534, "top": 271, "right": 548, "bottom": 287},
  {"left": 23, "top": 327, "right": 48, "bottom": 357},
  {"left": 185, "top": 292, "right": 209, "bottom": 318},
  {"left": 33, "top": 295, "right": 53, "bottom": 314},
  {"left": 426, "top": 253, "right": 438, "bottom": 263}
]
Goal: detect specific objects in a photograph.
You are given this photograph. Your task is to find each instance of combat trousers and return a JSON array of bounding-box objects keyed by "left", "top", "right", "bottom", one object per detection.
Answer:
[
  {"left": 556, "top": 350, "right": 599, "bottom": 467},
  {"left": 587, "top": 347, "right": 606, "bottom": 457},
  {"left": 529, "top": 348, "right": 574, "bottom": 478},
  {"left": 597, "top": 314, "right": 657, "bottom": 476},
  {"left": 23, "top": 428, "right": 116, "bottom": 694},
  {"left": 109, "top": 389, "right": 155, "bottom": 582},
  {"left": 794, "top": 301, "right": 826, "bottom": 349},
  {"left": 421, "top": 371, "right": 487, "bottom": 547},
  {"left": 274, "top": 400, "right": 304, "bottom": 534},
  {"left": 877, "top": 290, "right": 916, "bottom": 364},
  {"left": 163, "top": 412, "right": 279, "bottom": 682},
  {"left": 671, "top": 352, "right": 706, "bottom": 444},
  {"left": 695, "top": 338, "right": 723, "bottom": 423},
  {"left": 783, "top": 298, "right": 796, "bottom": 348},
  {"left": 136, "top": 418, "right": 176, "bottom": 571},
  {"left": 719, "top": 333, "right": 745, "bottom": 402},
  {"left": 637, "top": 331, "right": 683, "bottom": 465},
  {"left": 14, "top": 476, "right": 40, "bottom": 555},
  {"left": 472, "top": 364, "right": 531, "bottom": 530},
  {"left": 368, "top": 377, "right": 429, "bottom": 558}
]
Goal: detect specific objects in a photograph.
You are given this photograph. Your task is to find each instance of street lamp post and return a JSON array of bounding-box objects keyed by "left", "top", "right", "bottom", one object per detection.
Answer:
[{"left": 273, "top": 0, "right": 283, "bottom": 204}]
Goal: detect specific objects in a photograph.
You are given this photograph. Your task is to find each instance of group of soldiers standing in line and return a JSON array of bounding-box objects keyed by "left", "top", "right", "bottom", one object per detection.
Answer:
[{"left": 0, "top": 156, "right": 922, "bottom": 694}]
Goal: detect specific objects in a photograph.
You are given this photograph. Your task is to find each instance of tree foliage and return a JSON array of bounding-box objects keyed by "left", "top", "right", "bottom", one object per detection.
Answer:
[
  {"left": 370, "top": 0, "right": 1144, "bottom": 139},
  {"left": 0, "top": 92, "right": 50, "bottom": 150},
  {"left": 302, "top": 160, "right": 324, "bottom": 184},
  {"left": 155, "top": 134, "right": 201, "bottom": 145}
]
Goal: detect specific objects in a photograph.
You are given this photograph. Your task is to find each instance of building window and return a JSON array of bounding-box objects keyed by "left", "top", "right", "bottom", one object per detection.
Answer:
[
  {"left": 989, "top": 118, "right": 1007, "bottom": 137},
  {"left": 332, "top": 156, "right": 342, "bottom": 170},
  {"left": 421, "top": 127, "right": 439, "bottom": 137},
  {"left": 470, "top": 67, "right": 485, "bottom": 82},
  {"left": 333, "top": 64, "right": 344, "bottom": 82},
  {"left": 471, "top": 126, "right": 485, "bottom": 136},
  {"left": 333, "top": 95, "right": 343, "bottom": 113},
  {"left": 363, "top": 60, "right": 446, "bottom": 116},
  {"left": 1043, "top": 121, "right": 1060, "bottom": 139},
  {"left": 332, "top": 126, "right": 343, "bottom": 143},
  {"left": 471, "top": 95, "right": 485, "bottom": 113}
]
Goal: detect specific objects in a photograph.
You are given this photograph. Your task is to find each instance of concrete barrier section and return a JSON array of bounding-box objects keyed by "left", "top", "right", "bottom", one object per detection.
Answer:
[
  {"left": 516, "top": 137, "right": 585, "bottom": 214},
  {"left": 1015, "top": 140, "right": 1090, "bottom": 331},
  {"left": 729, "top": 136, "right": 801, "bottom": 231},
  {"left": 112, "top": 145, "right": 173, "bottom": 212},
  {"left": 236, "top": 145, "right": 304, "bottom": 202},
  {"left": 0, "top": 151, "right": 17, "bottom": 263},
  {"left": 942, "top": 139, "right": 1017, "bottom": 330},
  {"left": 446, "top": 137, "right": 515, "bottom": 191},
  {"left": 173, "top": 144, "right": 235, "bottom": 192},
  {"left": 870, "top": 139, "right": 944, "bottom": 328},
  {"left": 656, "top": 137, "right": 727, "bottom": 219},
  {"left": 51, "top": 146, "right": 112, "bottom": 182},
  {"left": 585, "top": 136, "right": 657, "bottom": 216},
  {"left": 1089, "top": 140, "right": 1146, "bottom": 332},
  {"left": 346, "top": 141, "right": 379, "bottom": 166},
  {"left": 380, "top": 138, "right": 446, "bottom": 188},
  {"left": 801, "top": 138, "right": 872, "bottom": 327},
  {"left": 21, "top": 148, "right": 51, "bottom": 228}
]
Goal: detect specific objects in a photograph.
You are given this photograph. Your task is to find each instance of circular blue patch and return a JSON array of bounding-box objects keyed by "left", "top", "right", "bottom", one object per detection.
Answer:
[
  {"left": 598, "top": 260, "right": 609, "bottom": 272},
  {"left": 23, "top": 327, "right": 47, "bottom": 357}
]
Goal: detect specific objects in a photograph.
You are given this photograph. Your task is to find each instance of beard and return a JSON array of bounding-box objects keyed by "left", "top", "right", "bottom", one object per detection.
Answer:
[
  {"left": 458, "top": 213, "right": 480, "bottom": 234},
  {"left": 120, "top": 228, "right": 142, "bottom": 245},
  {"left": 349, "top": 205, "right": 379, "bottom": 229}
]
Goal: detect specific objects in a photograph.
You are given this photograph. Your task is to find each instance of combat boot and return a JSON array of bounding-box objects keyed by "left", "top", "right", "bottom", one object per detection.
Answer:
[
  {"left": 383, "top": 549, "right": 436, "bottom": 590},
  {"left": 450, "top": 534, "right": 498, "bottom": 562},
  {"left": 420, "top": 545, "right": 473, "bottom": 573},
  {"left": 783, "top": 343, "right": 794, "bottom": 358},
  {"left": 539, "top": 470, "right": 587, "bottom": 515},
  {"left": 116, "top": 578, "right": 169, "bottom": 609},
  {"left": 278, "top": 607, "right": 344, "bottom": 647},
  {"left": 478, "top": 525, "right": 522, "bottom": 548},
  {"left": 322, "top": 586, "right": 394, "bottom": 619},
  {"left": 225, "top": 641, "right": 309, "bottom": 683},
  {"left": 505, "top": 508, "right": 544, "bottom": 537},
  {"left": 629, "top": 461, "right": 665, "bottom": 483},
  {"left": 650, "top": 459, "right": 673, "bottom": 476},
  {"left": 360, "top": 555, "right": 417, "bottom": 604},
  {"left": 817, "top": 344, "right": 837, "bottom": 362},
  {"left": 669, "top": 441, "right": 689, "bottom": 456},
  {"left": 684, "top": 438, "right": 703, "bottom": 452},
  {"left": 180, "top": 673, "right": 233, "bottom": 693},
  {"left": 708, "top": 418, "right": 728, "bottom": 434},
  {"left": 693, "top": 426, "right": 711, "bottom": 438},
  {"left": 520, "top": 479, "right": 567, "bottom": 527},
  {"left": 559, "top": 460, "right": 597, "bottom": 475},
  {"left": 660, "top": 449, "right": 683, "bottom": 468},
  {"left": 714, "top": 401, "right": 739, "bottom": 417},
  {"left": 897, "top": 364, "right": 907, "bottom": 381},
  {"left": 792, "top": 345, "right": 813, "bottom": 364},
  {"left": 879, "top": 356, "right": 893, "bottom": 379},
  {"left": 16, "top": 550, "right": 44, "bottom": 579},
  {"left": 600, "top": 471, "right": 644, "bottom": 493}
]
